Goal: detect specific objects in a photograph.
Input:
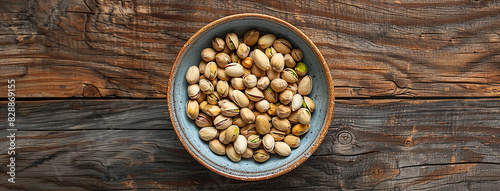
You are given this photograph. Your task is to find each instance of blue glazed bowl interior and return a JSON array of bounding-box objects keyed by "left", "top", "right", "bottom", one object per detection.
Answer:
[{"left": 170, "top": 17, "right": 331, "bottom": 180}]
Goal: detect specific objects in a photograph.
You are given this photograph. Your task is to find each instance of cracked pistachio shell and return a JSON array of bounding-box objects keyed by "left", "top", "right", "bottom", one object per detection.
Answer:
[
  {"left": 281, "top": 68, "right": 299, "bottom": 83},
  {"left": 298, "top": 75, "right": 312, "bottom": 95},
  {"left": 284, "top": 54, "right": 296, "bottom": 68},
  {"left": 213, "top": 114, "right": 232, "bottom": 130},
  {"left": 251, "top": 64, "right": 266, "bottom": 78},
  {"left": 286, "top": 83, "right": 298, "bottom": 95},
  {"left": 212, "top": 37, "right": 225, "bottom": 52},
  {"left": 267, "top": 102, "right": 279, "bottom": 116},
  {"left": 230, "top": 90, "right": 249, "bottom": 108},
  {"left": 273, "top": 39, "right": 292, "bottom": 54},
  {"left": 220, "top": 102, "right": 239, "bottom": 117},
  {"left": 209, "top": 139, "right": 226, "bottom": 155},
  {"left": 234, "top": 135, "right": 247, "bottom": 154},
  {"left": 257, "top": 77, "right": 270, "bottom": 90},
  {"left": 217, "top": 81, "right": 229, "bottom": 97},
  {"left": 284, "top": 134, "right": 300, "bottom": 148},
  {"left": 242, "top": 74, "right": 257, "bottom": 88},
  {"left": 270, "top": 128, "right": 286, "bottom": 141},
  {"left": 207, "top": 92, "right": 221, "bottom": 105},
  {"left": 274, "top": 141, "right": 291, "bottom": 157},
  {"left": 262, "top": 134, "right": 275, "bottom": 152},
  {"left": 201, "top": 103, "right": 221, "bottom": 117},
  {"left": 240, "top": 108, "right": 255, "bottom": 124},
  {"left": 242, "top": 148, "right": 253, "bottom": 159},
  {"left": 204, "top": 61, "right": 217, "bottom": 80},
  {"left": 187, "top": 84, "right": 201, "bottom": 100},
  {"left": 186, "top": 66, "right": 200, "bottom": 84},
  {"left": 253, "top": 149, "right": 270, "bottom": 162},
  {"left": 232, "top": 117, "right": 247, "bottom": 127},
  {"left": 225, "top": 33, "right": 239, "bottom": 51},
  {"left": 195, "top": 113, "right": 212, "bottom": 127},
  {"left": 196, "top": 92, "right": 207, "bottom": 103},
  {"left": 241, "top": 124, "right": 258, "bottom": 138},
  {"left": 292, "top": 123, "right": 310, "bottom": 136},
  {"left": 287, "top": 111, "right": 299, "bottom": 124},
  {"left": 236, "top": 43, "right": 250, "bottom": 59},
  {"left": 242, "top": 57, "right": 253, "bottom": 68},
  {"left": 199, "top": 79, "right": 214, "bottom": 94},
  {"left": 225, "top": 63, "right": 245, "bottom": 77},
  {"left": 265, "top": 47, "right": 277, "bottom": 59},
  {"left": 222, "top": 43, "right": 231, "bottom": 54},
  {"left": 199, "top": 61, "right": 207, "bottom": 74},
  {"left": 247, "top": 134, "right": 261, "bottom": 149},
  {"left": 255, "top": 115, "right": 271, "bottom": 135},
  {"left": 245, "top": 87, "right": 264, "bottom": 102},
  {"left": 258, "top": 34, "right": 276, "bottom": 49},
  {"left": 225, "top": 125, "right": 240, "bottom": 143},
  {"left": 267, "top": 68, "right": 281, "bottom": 81},
  {"left": 186, "top": 100, "right": 199, "bottom": 120},
  {"left": 255, "top": 99, "right": 270, "bottom": 113},
  {"left": 270, "top": 53, "right": 285, "bottom": 72},
  {"left": 295, "top": 62, "right": 308, "bottom": 76},
  {"left": 231, "top": 77, "right": 245, "bottom": 90},
  {"left": 219, "top": 128, "right": 229, "bottom": 144},
  {"left": 303, "top": 96, "right": 315, "bottom": 112},
  {"left": 291, "top": 94, "right": 304, "bottom": 111},
  {"left": 199, "top": 126, "right": 218, "bottom": 141},
  {"left": 272, "top": 117, "right": 291, "bottom": 132},
  {"left": 253, "top": 49, "right": 270, "bottom": 71},
  {"left": 279, "top": 90, "right": 294, "bottom": 105},
  {"left": 297, "top": 108, "right": 311, "bottom": 125},
  {"left": 270, "top": 78, "right": 287, "bottom": 92},
  {"left": 226, "top": 144, "right": 241, "bottom": 162},
  {"left": 243, "top": 29, "right": 259, "bottom": 46},
  {"left": 277, "top": 104, "right": 292, "bottom": 118},
  {"left": 215, "top": 52, "right": 231, "bottom": 68},
  {"left": 201, "top": 48, "right": 217, "bottom": 62},
  {"left": 263, "top": 87, "right": 277, "bottom": 103},
  {"left": 291, "top": 48, "right": 303, "bottom": 62}
]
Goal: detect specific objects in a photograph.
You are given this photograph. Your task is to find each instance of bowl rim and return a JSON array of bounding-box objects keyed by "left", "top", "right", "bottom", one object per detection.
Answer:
[{"left": 167, "top": 13, "right": 335, "bottom": 181}]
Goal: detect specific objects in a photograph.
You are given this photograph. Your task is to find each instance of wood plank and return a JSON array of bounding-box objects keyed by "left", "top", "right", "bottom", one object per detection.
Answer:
[
  {"left": 0, "top": 0, "right": 499, "bottom": 98},
  {"left": 0, "top": 99, "right": 499, "bottom": 189}
]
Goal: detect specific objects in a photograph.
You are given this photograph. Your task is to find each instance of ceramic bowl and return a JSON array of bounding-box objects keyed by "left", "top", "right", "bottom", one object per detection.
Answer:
[{"left": 167, "top": 13, "right": 334, "bottom": 181}]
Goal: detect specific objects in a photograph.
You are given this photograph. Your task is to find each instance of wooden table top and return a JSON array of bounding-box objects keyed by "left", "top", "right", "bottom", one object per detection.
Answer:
[{"left": 1, "top": 0, "right": 499, "bottom": 190}]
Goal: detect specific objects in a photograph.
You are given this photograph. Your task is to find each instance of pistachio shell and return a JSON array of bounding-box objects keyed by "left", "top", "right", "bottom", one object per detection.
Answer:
[
  {"left": 262, "top": 134, "right": 275, "bottom": 152},
  {"left": 220, "top": 102, "right": 240, "bottom": 117},
  {"left": 247, "top": 134, "right": 261, "bottom": 148},
  {"left": 284, "top": 54, "right": 296, "bottom": 68},
  {"left": 217, "top": 67, "right": 230, "bottom": 81},
  {"left": 270, "top": 78, "right": 287, "bottom": 92},
  {"left": 297, "top": 108, "right": 311, "bottom": 125},
  {"left": 265, "top": 47, "right": 277, "bottom": 59},
  {"left": 263, "top": 87, "right": 278, "bottom": 103},
  {"left": 243, "top": 29, "right": 259, "bottom": 46},
  {"left": 266, "top": 68, "right": 281, "bottom": 81},
  {"left": 245, "top": 87, "right": 264, "bottom": 102},
  {"left": 218, "top": 99, "right": 231, "bottom": 107},
  {"left": 232, "top": 117, "right": 247, "bottom": 127},
  {"left": 255, "top": 99, "right": 270, "bottom": 112},
  {"left": 286, "top": 83, "right": 298, "bottom": 95},
  {"left": 258, "top": 34, "right": 276, "bottom": 49},
  {"left": 234, "top": 135, "right": 247, "bottom": 155},
  {"left": 240, "top": 108, "right": 255, "bottom": 124},
  {"left": 272, "top": 117, "right": 291, "bottom": 132},
  {"left": 284, "top": 134, "right": 300, "bottom": 148},
  {"left": 207, "top": 92, "right": 221, "bottom": 105},
  {"left": 225, "top": 33, "right": 239, "bottom": 51},
  {"left": 199, "top": 126, "right": 218, "bottom": 141},
  {"left": 187, "top": 84, "right": 201, "bottom": 100},
  {"left": 243, "top": 67, "right": 252, "bottom": 76},
  {"left": 242, "top": 57, "right": 252, "bottom": 68},
  {"left": 267, "top": 102, "right": 279, "bottom": 116},
  {"left": 291, "top": 49, "right": 303, "bottom": 62},
  {"left": 209, "top": 139, "right": 226, "bottom": 155},
  {"left": 201, "top": 104, "right": 221, "bottom": 117},
  {"left": 186, "top": 66, "right": 200, "bottom": 84},
  {"left": 270, "top": 53, "right": 285, "bottom": 72},
  {"left": 277, "top": 104, "right": 292, "bottom": 118},
  {"left": 225, "top": 125, "right": 240, "bottom": 143},
  {"left": 230, "top": 52, "right": 240, "bottom": 64},
  {"left": 253, "top": 149, "right": 270, "bottom": 162},
  {"left": 242, "top": 148, "right": 253, "bottom": 159},
  {"left": 255, "top": 112, "right": 272, "bottom": 121},
  {"left": 222, "top": 44, "right": 231, "bottom": 54},
  {"left": 186, "top": 100, "right": 199, "bottom": 120},
  {"left": 225, "top": 63, "right": 245, "bottom": 77},
  {"left": 253, "top": 49, "right": 270, "bottom": 71},
  {"left": 257, "top": 77, "right": 270, "bottom": 90},
  {"left": 281, "top": 68, "right": 298, "bottom": 83},
  {"left": 243, "top": 74, "right": 257, "bottom": 88},
  {"left": 303, "top": 96, "right": 315, "bottom": 112},
  {"left": 212, "top": 38, "right": 225, "bottom": 52},
  {"left": 196, "top": 92, "right": 207, "bottom": 103},
  {"left": 273, "top": 39, "right": 292, "bottom": 54},
  {"left": 295, "top": 62, "right": 308, "bottom": 76},
  {"left": 236, "top": 43, "right": 250, "bottom": 59},
  {"left": 199, "top": 61, "right": 207, "bottom": 74},
  {"left": 226, "top": 144, "right": 241, "bottom": 162},
  {"left": 255, "top": 115, "right": 271, "bottom": 134},
  {"left": 291, "top": 94, "right": 303, "bottom": 111},
  {"left": 195, "top": 113, "right": 213, "bottom": 127},
  {"left": 231, "top": 77, "right": 246, "bottom": 90},
  {"left": 287, "top": 111, "right": 299, "bottom": 124},
  {"left": 251, "top": 64, "right": 266, "bottom": 78},
  {"left": 240, "top": 124, "right": 258, "bottom": 138},
  {"left": 204, "top": 61, "right": 217, "bottom": 80},
  {"left": 213, "top": 114, "right": 232, "bottom": 130},
  {"left": 231, "top": 90, "right": 249, "bottom": 108},
  {"left": 215, "top": 52, "right": 231, "bottom": 68},
  {"left": 274, "top": 141, "right": 291, "bottom": 156},
  {"left": 279, "top": 90, "right": 294, "bottom": 105},
  {"left": 201, "top": 48, "right": 216, "bottom": 62},
  {"left": 270, "top": 128, "right": 286, "bottom": 141},
  {"left": 298, "top": 75, "right": 312, "bottom": 95},
  {"left": 292, "top": 124, "right": 310, "bottom": 136},
  {"left": 216, "top": 81, "right": 229, "bottom": 97},
  {"left": 199, "top": 79, "right": 214, "bottom": 95},
  {"left": 219, "top": 128, "right": 229, "bottom": 144},
  {"left": 248, "top": 100, "right": 255, "bottom": 110}
]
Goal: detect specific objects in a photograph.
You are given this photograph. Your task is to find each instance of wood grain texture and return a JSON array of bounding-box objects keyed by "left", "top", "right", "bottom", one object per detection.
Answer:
[
  {"left": 1, "top": 0, "right": 499, "bottom": 98},
  {"left": 1, "top": 99, "right": 499, "bottom": 190}
]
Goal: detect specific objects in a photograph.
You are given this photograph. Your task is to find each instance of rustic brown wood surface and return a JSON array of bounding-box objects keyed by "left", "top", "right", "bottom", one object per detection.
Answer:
[{"left": 1, "top": 0, "right": 499, "bottom": 190}]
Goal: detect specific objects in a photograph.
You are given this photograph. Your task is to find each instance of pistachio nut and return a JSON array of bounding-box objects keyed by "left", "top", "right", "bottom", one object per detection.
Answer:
[
  {"left": 209, "top": 139, "right": 226, "bottom": 155},
  {"left": 186, "top": 66, "right": 200, "bottom": 85},
  {"left": 242, "top": 147, "right": 253, "bottom": 159},
  {"left": 291, "top": 48, "right": 303, "bottom": 62},
  {"left": 201, "top": 103, "right": 221, "bottom": 117},
  {"left": 277, "top": 104, "right": 292, "bottom": 118},
  {"left": 253, "top": 149, "right": 269, "bottom": 162},
  {"left": 218, "top": 99, "right": 231, "bottom": 107},
  {"left": 290, "top": 94, "right": 303, "bottom": 111},
  {"left": 236, "top": 43, "right": 250, "bottom": 59},
  {"left": 257, "top": 76, "right": 270, "bottom": 90},
  {"left": 287, "top": 111, "right": 299, "bottom": 124},
  {"left": 297, "top": 108, "right": 311, "bottom": 125},
  {"left": 295, "top": 62, "right": 308, "bottom": 76},
  {"left": 204, "top": 61, "right": 218, "bottom": 80},
  {"left": 233, "top": 135, "right": 248, "bottom": 155},
  {"left": 231, "top": 77, "right": 246, "bottom": 90},
  {"left": 243, "top": 67, "right": 252, "bottom": 76},
  {"left": 219, "top": 128, "right": 229, "bottom": 144},
  {"left": 262, "top": 134, "right": 275, "bottom": 152},
  {"left": 255, "top": 115, "right": 271, "bottom": 134},
  {"left": 255, "top": 112, "right": 272, "bottom": 121},
  {"left": 251, "top": 64, "right": 266, "bottom": 78},
  {"left": 281, "top": 68, "right": 299, "bottom": 83},
  {"left": 209, "top": 77, "right": 218, "bottom": 88},
  {"left": 213, "top": 114, "right": 232, "bottom": 130},
  {"left": 187, "top": 84, "right": 201, "bottom": 100},
  {"left": 186, "top": 100, "right": 199, "bottom": 120},
  {"left": 199, "top": 61, "right": 207, "bottom": 75},
  {"left": 207, "top": 92, "right": 221, "bottom": 105},
  {"left": 284, "top": 134, "right": 300, "bottom": 148},
  {"left": 265, "top": 47, "right": 277, "bottom": 59},
  {"left": 240, "top": 124, "right": 258, "bottom": 138},
  {"left": 242, "top": 74, "right": 257, "bottom": 88},
  {"left": 215, "top": 52, "right": 231, "bottom": 68},
  {"left": 225, "top": 125, "right": 240, "bottom": 143},
  {"left": 255, "top": 99, "right": 270, "bottom": 113},
  {"left": 253, "top": 49, "right": 270, "bottom": 71},
  {"left": 230, "top": 52, "right": 240, "bottom": 64},
  {"left": 240, "top": 108, "right": 256, "bottom": 124},
  {"left": 222, "top": 43, "right": 231, "bottom": 54},
  {"left": 273, "top": 39, "right": 292, "bottom": 54},
  {"left": 225, "top": 63, "right": 245, "bottom": 78},
  {"left": 298, "top": 75, "right": 312, "bottom": 95},
  {"left": 279, "top": 90, "right": 294, "bottom": 105},
  {"left": 247, "top": 134, "right": 261, "bottom": 149},
  {"left": 226, "top": 143, "right": 241, "bottom": 162},
  {"left": 195, "top": 113, "right": 212, "bottom": 127},
  {"left": 270, "top": 128, "right": 286, "bottom": 141},
  {"left": 199, "top": 126, "right": 218, "bottom": 141},
  {"left": 220, "top": 102, "right": 239, "bottom": 117},
  {"left": 225, "top": 33, "right": 239, "bottom": 51},
  {"left": 263, "top": 87, "right": 278, "bottom": 103},
  {"left": 270, "top": 78, "right": 287, "bottom": 92},
  {"left": 201, "top": 48, "right": 216, "bottom": 62},
  {"left": 274, "top": 141, "right": 291, "bottom": 157},
  {"left": 245, "top": 87, "right": 264, "bottom": 102},
  {"left": 230, "top": 89, "right": 249, "bottom": 108},
  {"left": 292, "top": 123, "right": 310, "bottom": 136},
  {"left": 272, "top": 117, "right": 291, "bottom": 132},
  {"left": 196, "top": 92, "right": 207, "bottom": 103},
  {"left": 267, "top": 68, "right": 281, "bottom": 81},
  {"left": 216, "top": 67, "right": 230, "bottom": 81},
  {"left": 212, "top": 37, "right": 225, "bottom": 52},
  {"left": 216, "top": 80, "right": 229, "bottom": 97},
  {"left": 232, "top": 117, "right": 247, "bottom": 127},
  {"left": 243, "top": 29, "right": 259, "bottom": 46},
  {"left": 248, "top": 100, "right": 255, "bottom": 110},
  {"left": 270, "top": 53, "right": 285, "bottom": 72},
  {"left": 242, "top": 57, "right": 252, "bottom": 68},
  {"left": 267, "top": 102, "right": 279, "bottom": 116},
  {"left": 302, "top": 96, "right": 315, "bottom": 112},
  {"left": 258, "top": 34, "right": 276, "bottom": 49},
  {"left": 284, "top": 54, "right": 296, "bottom": 68}
]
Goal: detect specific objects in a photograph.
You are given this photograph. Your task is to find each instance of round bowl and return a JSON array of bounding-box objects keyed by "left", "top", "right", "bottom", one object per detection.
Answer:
[{"left": 167, "top": 13, "right": 334, "bottom": 181}]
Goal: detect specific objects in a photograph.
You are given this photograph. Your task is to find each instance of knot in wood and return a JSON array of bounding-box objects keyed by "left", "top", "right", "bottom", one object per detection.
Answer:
[{"left": 337, "top": 132, "right": 353, "bottom": 145}]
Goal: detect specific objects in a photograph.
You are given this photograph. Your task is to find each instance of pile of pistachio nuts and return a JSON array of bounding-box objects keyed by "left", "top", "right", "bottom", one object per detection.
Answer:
[{"left": 185, "top": 29, "right": 314, "bottom": 163}]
